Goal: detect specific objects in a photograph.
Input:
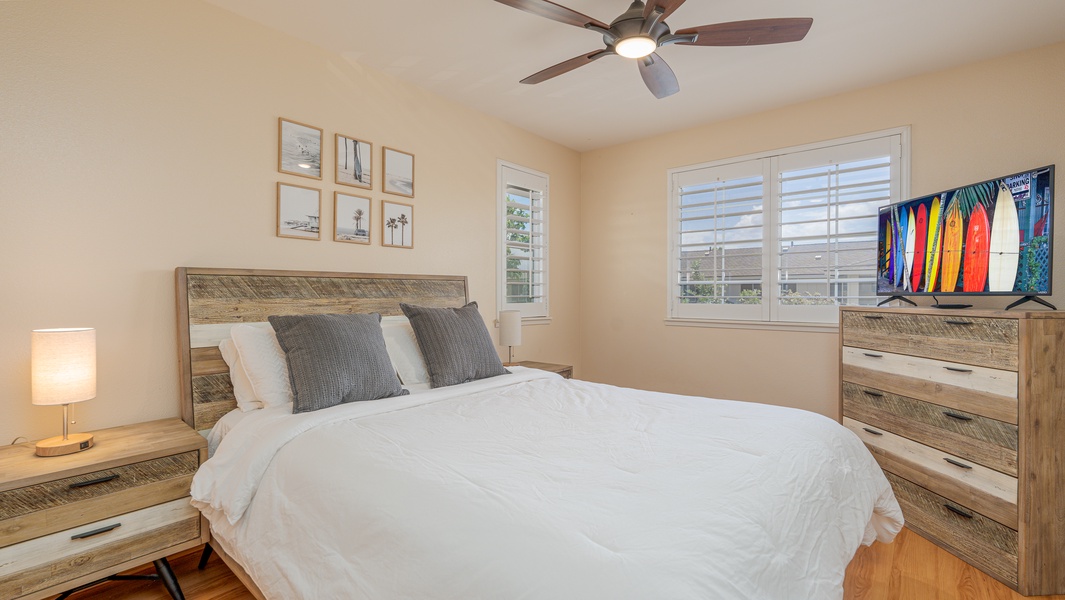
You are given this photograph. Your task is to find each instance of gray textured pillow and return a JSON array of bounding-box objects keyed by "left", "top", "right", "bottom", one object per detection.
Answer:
[
  {"left": 400, "top": 301, "right": 509, "bottom": 388},
  {"left": 268, "top": 313, "right": 408, "bottom": 413}
]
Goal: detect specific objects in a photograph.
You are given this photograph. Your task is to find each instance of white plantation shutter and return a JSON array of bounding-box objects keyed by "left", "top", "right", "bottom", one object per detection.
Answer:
[
  {"left": 774, "top": 136, "right": 901, "bottom": 322},
  {"left": 498, "top": 162, "right": 549, "bottom": 318},
  {"left": 672, "top": 158, "right": 768, "bottom": 320},
  {"left": 669, "top": 129, "right": 907, "bottom": 325}
]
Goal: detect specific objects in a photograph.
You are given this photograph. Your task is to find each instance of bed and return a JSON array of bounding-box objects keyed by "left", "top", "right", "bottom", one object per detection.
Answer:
[{"left": 176, "top": 267, "right": 903, "bottom": 600}]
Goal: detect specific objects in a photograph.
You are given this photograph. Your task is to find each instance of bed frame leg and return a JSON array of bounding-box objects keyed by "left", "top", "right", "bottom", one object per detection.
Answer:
[
  {"left": 198, "top": 543, "right": 214, "bottom": 570},
  {"left": 154, "top": 557, "right": 186, "bottom": 600}
]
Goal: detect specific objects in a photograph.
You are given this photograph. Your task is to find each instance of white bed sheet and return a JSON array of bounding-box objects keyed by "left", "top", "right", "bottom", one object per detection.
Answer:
[{"left": 193, "top": 368, "right": 902, "bottom": 600}]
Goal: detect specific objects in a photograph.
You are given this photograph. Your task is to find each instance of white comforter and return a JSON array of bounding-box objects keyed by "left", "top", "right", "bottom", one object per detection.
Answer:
[{"left": 192, "top": 368, "right": 902, "bottom": 600}]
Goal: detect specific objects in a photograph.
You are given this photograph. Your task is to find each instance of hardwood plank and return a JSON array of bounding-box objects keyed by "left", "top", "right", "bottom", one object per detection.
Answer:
[
  {"left": 841, "top": 310, "right": 1018, "bottom": 371},
  {"left": 190, "top": 347, "right": 227, "bottom": 376},
  {"left": 0, "top": 500, "right": 199, "bottom": 598},
  {"left": 0, "top": 420, "right": 205, "bottom": 492},
  {"left": 842, "top": 363, "right": 1017, "bottom": 425},
  {"left": 844, "top": 418, "right": 1018, "bottom": 528},
  {"left": 842, "top": 382, "right": 1018, "bottom": 476},
  {"left": 842, "top": 347, "right": 1018, "bottom": 402},
  {"left": 1017, "top": 318, "right": 1065, "bottom": 596},
  {"left": 886, "top": 472, "right": 1018, "bottom": 588}
]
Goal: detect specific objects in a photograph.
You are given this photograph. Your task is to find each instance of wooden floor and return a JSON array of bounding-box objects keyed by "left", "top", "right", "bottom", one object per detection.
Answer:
[{"left": 55, "top": 527, "right": 1065, "bottom": 600}]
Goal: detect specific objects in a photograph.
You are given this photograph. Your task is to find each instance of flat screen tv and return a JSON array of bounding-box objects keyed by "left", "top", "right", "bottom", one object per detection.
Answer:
[{"left": 876, "top": 165, "right": 1054, "bottom": 306}]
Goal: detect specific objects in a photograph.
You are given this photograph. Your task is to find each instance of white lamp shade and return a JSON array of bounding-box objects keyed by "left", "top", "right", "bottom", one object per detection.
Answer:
[
  {"left": 31, "top": 328, "right": 97, "bottom": 406},
  {"left": 498, "top": 310, "right": 522, "bottom": 347}
]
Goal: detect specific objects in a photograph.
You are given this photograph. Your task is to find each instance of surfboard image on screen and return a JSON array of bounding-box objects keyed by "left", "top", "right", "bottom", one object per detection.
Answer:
[
  {"left": 904, "top": 207, "right": 916, "bottom": 291},
  {"left": 987, "top": 182, "right": 1020, "bottom": 292},
  {"left": 924, "top": 196, "right": 942, "bottom": 293},
  {"left": 963, "top": 203, "right": 991, "bottom": 293},
  {"left": 939, "top": 198, "right": 964, "bottom": 293}
]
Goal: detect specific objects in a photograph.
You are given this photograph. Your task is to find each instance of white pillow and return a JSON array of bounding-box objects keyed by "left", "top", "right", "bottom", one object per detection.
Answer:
[
  {"left": 381, "top": 316, "right": 430, "bottom": 386},
  {"left": 218, "top": 338, "right": 262, "bottom": 412},
  {"left": 229, "top": 324, "right": 294, "bottom": 408}
]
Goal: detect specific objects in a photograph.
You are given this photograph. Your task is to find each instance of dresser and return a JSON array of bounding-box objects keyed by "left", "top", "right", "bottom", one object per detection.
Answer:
[
  {"left": 839, "top": 307, "right": 1065, "bottom": 596},
  {"left": 0, "top": 419, "right": 207, "bottom": 600}
]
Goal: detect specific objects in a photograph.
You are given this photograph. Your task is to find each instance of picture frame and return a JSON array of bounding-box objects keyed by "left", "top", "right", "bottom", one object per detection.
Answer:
[
  {"left": 278, "top": 118, "right": 323, "bottom": 179},
  {"left": 335, "top": 133, "right": 372, "bottom": 189},
  {"left": 381, "top": 200, "right": 414, "bottom": 248},
  {"left": 277, "top": 182, "right": 321, "bottom": 240},
  {"left": 334, "top": 192, "right": 371, "bottom": 245},
  {"left": 383, "top": 147, "right": 415, "bottom": 197}
]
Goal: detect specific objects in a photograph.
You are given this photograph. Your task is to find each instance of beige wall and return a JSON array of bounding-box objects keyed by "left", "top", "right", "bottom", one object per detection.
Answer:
[
  {"left": 0, "top": 0, "right": 581, "bottom": 443},
  {"left": 579, "top": 42, "right": 1065, "bottom": 418}
]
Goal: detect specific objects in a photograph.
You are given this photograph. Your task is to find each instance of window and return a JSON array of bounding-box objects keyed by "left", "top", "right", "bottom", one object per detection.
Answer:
[
  {"left": 669, "top": 128, "right": 909, "bottom": 325},
  {"left": 498, "top": 161, "right": 549, "bottom": 319}
]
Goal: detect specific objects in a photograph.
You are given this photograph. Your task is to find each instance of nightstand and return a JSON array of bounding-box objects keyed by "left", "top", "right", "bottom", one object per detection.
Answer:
[
  {"left": 0, "top": 418, "right": 207, "bottom": 600},
  {"left": 515, "top": 361, "right": 573, "bottom": 379}
]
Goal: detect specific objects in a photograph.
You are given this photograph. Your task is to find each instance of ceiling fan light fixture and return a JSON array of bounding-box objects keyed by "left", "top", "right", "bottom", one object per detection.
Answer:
[{"left": 615, "top": 35, "right": 656, "bottom": 58}]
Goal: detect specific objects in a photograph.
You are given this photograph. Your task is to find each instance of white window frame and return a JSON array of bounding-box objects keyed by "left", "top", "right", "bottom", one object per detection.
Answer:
[
  {"left": 667, "top": 127, "right": 910, "bottom": 328},
  {"left": 498, "top": 160, "right": 549, "bottom": 321}
]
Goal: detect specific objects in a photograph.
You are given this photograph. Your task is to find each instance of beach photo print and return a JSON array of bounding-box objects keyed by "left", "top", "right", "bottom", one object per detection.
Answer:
[{"left": 278, "top": 118, "right": 323, "bottom": 179}]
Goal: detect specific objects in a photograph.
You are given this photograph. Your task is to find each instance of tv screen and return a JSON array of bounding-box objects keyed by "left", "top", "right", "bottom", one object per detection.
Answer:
[{"left": 877, "top": 165, "right": 1054, "bottom": 296}]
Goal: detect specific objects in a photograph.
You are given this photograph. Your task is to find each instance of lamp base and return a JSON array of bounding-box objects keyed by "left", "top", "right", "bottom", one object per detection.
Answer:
[{"left": 35, "top": 433, "right": 94, "bottom": 457}]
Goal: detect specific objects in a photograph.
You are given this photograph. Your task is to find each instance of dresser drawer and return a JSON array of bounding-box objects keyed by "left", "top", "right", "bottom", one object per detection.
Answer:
[
  {"left": 885, "top": 472, "right": 1018, "bottom": 588},
  {"left": 843, "top": 417, "right": 1017, "bottom": 528},
  {"left": 842, "top": 347, "right": 1018, "bottom": 424},
  {"left": 0, "top": 498, "right": 199, "bottom": 600},
  {"left": 0, "top": 451, "right": 198, "bottom": 548},
  {"left": 841, "top": 310, "right": 1018, "bottom": 370},
  {"left": 842, "top": 382, "right": 1018, "bottom": 476}
]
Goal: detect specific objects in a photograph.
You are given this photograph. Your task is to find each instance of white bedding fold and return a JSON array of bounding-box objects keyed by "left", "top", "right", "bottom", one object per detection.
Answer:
[{"left": 193, "top": 369, "right": 902, "bottom": 599}]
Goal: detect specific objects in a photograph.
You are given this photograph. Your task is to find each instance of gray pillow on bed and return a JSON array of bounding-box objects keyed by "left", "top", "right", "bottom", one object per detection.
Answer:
[
  {"left": 268, "top": 313, "right": 408, "bottom": 413},
  {"left": 400, "top": 301, "right": 509, "bottom": 388}
]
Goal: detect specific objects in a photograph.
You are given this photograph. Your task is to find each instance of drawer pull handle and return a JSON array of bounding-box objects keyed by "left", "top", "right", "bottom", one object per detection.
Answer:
[
  {"left": 863, "top": 353, "right": 883, "bottom": 358},
  {"left": 944, "top": 320, "right": 974, "bottom": 326},
  {"left": 944, "top": 504, "right": 974, "bottom": 519},
  {"left": 943, "top": 411, "right": 973, "bottom": 422},
  {"left": 944, "top": 366, "right": 973, "bottom": 373},
  {"left": 71, "top": 523, "right": 121, "bottom": 540},
  {"left": 69, "top": 474, "right": 119, "bottom": 489},
  {"left": 862, "top": 315, "right": 885, "bottom": 320},
  {"left": 863, "top": 390, "right": 885, "bottom": 398},
  {"left": 944, "top": 457, "right": 973, "bottom": 470},
  {"left": 862, "top": 427, "right": 884, "bottom": 436}
]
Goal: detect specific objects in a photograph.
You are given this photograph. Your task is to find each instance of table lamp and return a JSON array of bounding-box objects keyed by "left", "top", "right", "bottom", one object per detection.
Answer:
[
  {"left": 31, "top": 328, "right": 96, "bottom": 457},
  {"left": 498, "top": 310, "right": 522, "bottom": 366}
]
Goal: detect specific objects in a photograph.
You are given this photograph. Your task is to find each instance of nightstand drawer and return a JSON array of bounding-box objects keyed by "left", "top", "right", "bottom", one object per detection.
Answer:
[
  {"left": 0, "top": 451, "right": 198, "bottom": 547},
  {"left": 886, "top": 472, "right": 1018, "bottom": 588},
  {"left": 0, "top": 498, "right": 199, "bottom": 600},
  {"left": 842, "top": 382, "right": 1018, "bottom": 476},
  {"left": 843, "top": 417, "right": 1017, "bottom": 528},
  {"left": 841, "top": 310, "right": 1018, "bottom": 370}
]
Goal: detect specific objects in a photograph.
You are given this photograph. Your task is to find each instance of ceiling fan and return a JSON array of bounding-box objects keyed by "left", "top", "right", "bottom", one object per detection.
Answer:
[{"left": 495, "top": 0, "right": 813, "bottom": 99}]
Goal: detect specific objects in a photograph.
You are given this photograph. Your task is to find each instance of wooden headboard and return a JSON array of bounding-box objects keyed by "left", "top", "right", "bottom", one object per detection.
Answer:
[{"left": 175, "top": 267, "right": 469, "bottom": 432}]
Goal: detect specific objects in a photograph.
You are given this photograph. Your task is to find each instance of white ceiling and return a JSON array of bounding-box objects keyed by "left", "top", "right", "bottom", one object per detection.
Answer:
[{"left": 205, "top": 0, "right": 1065, "bottom": 152}]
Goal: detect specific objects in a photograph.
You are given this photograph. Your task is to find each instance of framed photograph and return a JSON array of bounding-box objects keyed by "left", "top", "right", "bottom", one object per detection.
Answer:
[
  {"left": 383, "top": 147, "right": 415, "bottom": 197},
  {"left": 277, "top": 182, "right": 321, "bottom": 240},
  {"left": 334, "top": 192, "right": 371, "bottom": 244},
  {"left": 381, "top": 200, "right": 414, "bottom": 248},
  {"left": 335, "top": 133, "right": 372, "bottom": 189},
  {"left": 278, "top": 118, "right": 323, "bottom": 179}
]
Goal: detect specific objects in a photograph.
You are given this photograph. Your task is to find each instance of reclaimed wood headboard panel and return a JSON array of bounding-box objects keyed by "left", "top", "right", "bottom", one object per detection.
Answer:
[{"left": 175, "top": 267, "right": 469, "bottom": 432}]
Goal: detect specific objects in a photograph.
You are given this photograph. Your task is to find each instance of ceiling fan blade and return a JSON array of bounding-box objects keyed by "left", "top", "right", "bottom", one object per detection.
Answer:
[
  {"left": 521, "top": 50, "right": 612, "bottom": 85},
  {"left": 643, "top": 0, "right": 686, "bottom": 20},
  {"left": 676, "top": 18, "right": 813, "bottom": 46},
  {"left": 638, "top": 53, "right": 679, "bottom": 99},
  {"left": 494, "top": 0, "right": 609, "bottom": 30}
]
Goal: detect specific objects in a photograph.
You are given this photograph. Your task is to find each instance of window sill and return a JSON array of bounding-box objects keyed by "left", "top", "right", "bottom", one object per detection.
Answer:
[
  {"left": 664, "top": 317, "right": 838, "bottom": 334},
  {"left": 522, "top": 316, "right": 552, "bottom": 326}
]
